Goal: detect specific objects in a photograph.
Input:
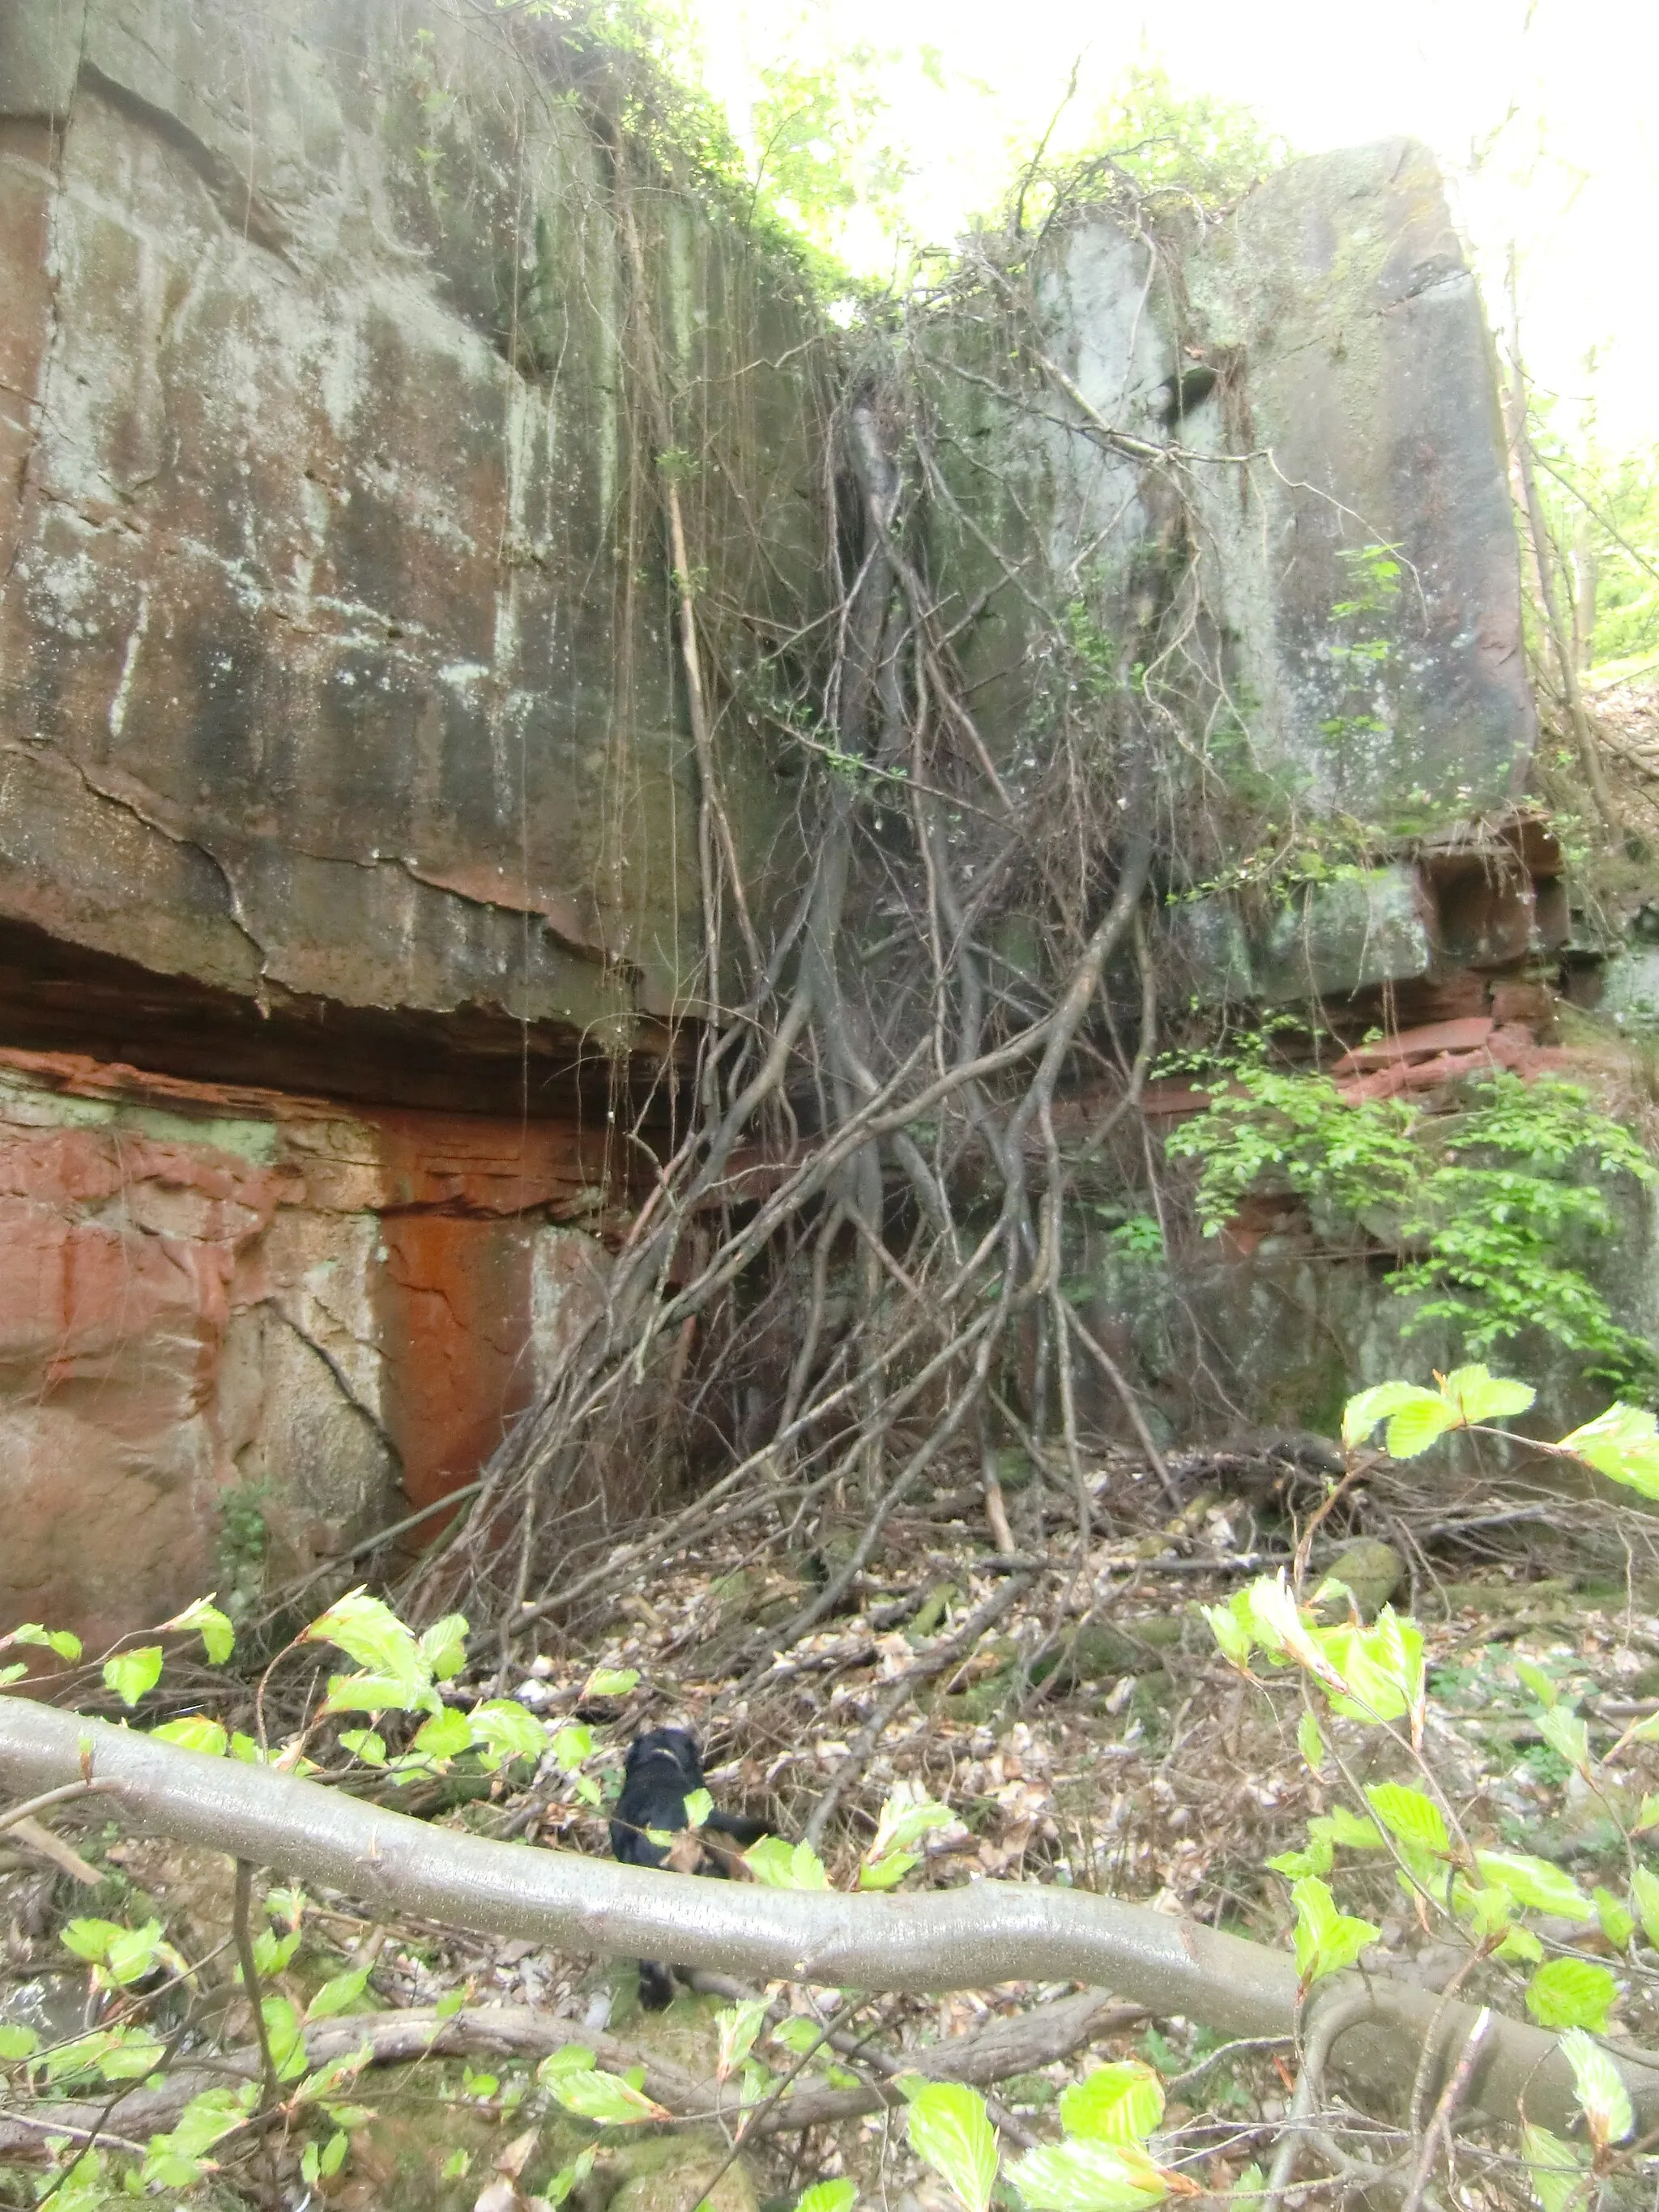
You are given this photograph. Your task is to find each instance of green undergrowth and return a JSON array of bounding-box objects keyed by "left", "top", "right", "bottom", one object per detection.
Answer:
[{"left": 1164, "top": 1056, "right": 1659, "bottom": 1396}]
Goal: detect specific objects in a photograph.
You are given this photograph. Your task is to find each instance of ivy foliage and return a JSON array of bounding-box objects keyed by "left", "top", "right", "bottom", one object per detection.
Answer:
[{"left": 1164, "top": 1061, "right": 1658, "bottom": 1391}]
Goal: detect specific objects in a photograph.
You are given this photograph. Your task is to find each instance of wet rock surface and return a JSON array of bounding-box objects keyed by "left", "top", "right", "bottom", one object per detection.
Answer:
[{"left": 0, "top": 0, "right": 822, "bottom": 1085}]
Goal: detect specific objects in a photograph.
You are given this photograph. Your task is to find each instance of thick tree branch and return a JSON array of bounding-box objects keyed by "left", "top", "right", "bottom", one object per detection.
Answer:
[{"left": 2, "top": 1700, "right": 1653, "bottom": 2137}]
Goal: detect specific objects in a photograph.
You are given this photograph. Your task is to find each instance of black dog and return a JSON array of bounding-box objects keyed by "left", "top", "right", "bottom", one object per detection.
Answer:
[{"left": 610, "top": 1728, "right": 771, "bottom": 2010}]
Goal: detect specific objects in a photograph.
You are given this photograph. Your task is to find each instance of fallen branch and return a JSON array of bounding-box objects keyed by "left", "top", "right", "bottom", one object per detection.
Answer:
[
  {"left": 2, "top": 1698, "right": 1653, "bottom": 2137},
  {"left": 0, "top": 1989, "right": 1144, "bottom": 2156},
  {"left": 803, "top": 1571, "right": 1037, "bottom": 1850}
]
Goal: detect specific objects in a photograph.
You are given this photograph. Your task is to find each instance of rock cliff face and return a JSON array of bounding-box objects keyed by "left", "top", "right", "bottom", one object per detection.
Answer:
[
  {"left": 0, "top": 0, "right": 824, "bottom": 1636},
  {"left": 924, "top": 141, "right": 1541, "bottom": 1009},
  {"left": 1, "top": 0, "right": 820, "bottom": 1079},
  {"left": 0, "top": 1046, "right": 614, "bottom": 1646},
  {"left": 0, "top": 1, "right": 1599, "bottom": 1639}
]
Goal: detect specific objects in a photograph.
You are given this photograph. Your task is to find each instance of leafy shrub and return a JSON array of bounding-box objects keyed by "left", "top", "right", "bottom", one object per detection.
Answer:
[{"left": 1165, "top": 1062, "right": 1659, "bottom": 1392}]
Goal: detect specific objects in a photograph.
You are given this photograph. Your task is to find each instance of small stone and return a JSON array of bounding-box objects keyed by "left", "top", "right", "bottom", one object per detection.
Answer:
[{"left": 1317, "top": 1539, "right": 1405, "bottom": 1622}]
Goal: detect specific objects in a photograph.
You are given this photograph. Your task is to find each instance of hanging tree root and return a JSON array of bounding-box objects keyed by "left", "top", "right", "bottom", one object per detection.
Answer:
[
  {"left": 3, "top": 1699, "right": 1656, "bottom": 2141},
  {"left": 380, "top": 196, "right": 1234, "bottom": 1648}
]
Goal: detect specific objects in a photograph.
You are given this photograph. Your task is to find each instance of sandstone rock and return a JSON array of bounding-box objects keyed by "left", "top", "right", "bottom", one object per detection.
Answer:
[
  {"left": 0, "top": 0, "right": 824, "bottom": 1101},
  {"left": 0, "top": 1046, "right": 612, "bottom": 1643}
]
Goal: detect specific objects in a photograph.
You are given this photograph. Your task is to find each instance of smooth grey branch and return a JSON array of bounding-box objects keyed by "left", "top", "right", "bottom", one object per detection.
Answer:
[{"left": 2, "top": 1698, "right": 1652, "bottom": 2137}]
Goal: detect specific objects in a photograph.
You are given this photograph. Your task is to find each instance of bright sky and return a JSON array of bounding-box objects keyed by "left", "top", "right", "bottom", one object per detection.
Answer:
[{"left": 680, "top": 0, "right": 1659, "bottom": 454}]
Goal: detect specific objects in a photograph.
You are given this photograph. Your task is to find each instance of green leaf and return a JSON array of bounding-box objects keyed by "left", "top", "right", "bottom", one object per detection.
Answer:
[
  {"left": 1341, "top": 1380, "right": 1430, "bottom": 1449},
  {"left": 1496, "top": 1925, "right": 1545, "bottom": 1964},
  {"left": 61, "top": 1916, "right": 127, "bottom": 1965},
  {"left": 409, "top": 1707, "right": 472, "bottom": 1759},
  {"left": 1384, "top": 1395, "right": 1458, "bottom": 1460},
  {"left": 1630, "top": 1864, "right": 1659, "bottom": 1949},
  {"left": 868, "top": 1781, "right": 957, "bottom": 1860},
  {"left": 1364, "top": 1783, "right": 1448, "bottom": 1856},
  {"left": 162, "top": 1596, "right": 236, "bottom": 1664},
  {"left": 306, "top": 1964, "right": 373, "bottom": 2021},
  {"left": 1525, "top": 1958, "right": 1618, "bottom": 2032},
  {"left": 906, "top": 2083, "right": 1000, "bottom": 2212},
  {"left": 338, "top": 1728, "right": 387, "bottom": 1767},
  {"left": 716, "top": 1999, "right": 770, "bottom": 2082},
  {"left": 552, "top": 1722, "right": 595, "bottom": 1772},
  {"left": 541, "top": 2065, "right": 668, "bottom": 2124},
  {"left": 1059, "top": 2062, "right": 1165, "bottom": 2145},
  {"left": 1559, "top": 1403, "right": 1659, "bottom": 1498},
  {"left": 1475, "top": 1852, "right": 1591, "bottom": 1920},
  {"left": 1009, "top": 2137, "right": 1170, "bottom": 2212},
  {"left": 0, "top": 1663, "right": 25, "bottom": 1686},
  {"left": 141, "top": 2082, "right": 258, "bottom": 2187},
  {"left": 296, "top": 2041, "right": 374, "bottom": 2107},
  {"left": 304, "top": 1588, "right": 433, "bottom": 1703},
  {"left": 772, "top": 2017, "right": 822, "bottom": 2056},
  {"left": 262, "top": 1994, "right": 310, "bottom": 2081},
  {"left": 1320, "top": 1609, "right": 1424, "bottom": 1724},
  {"left": 1438, "top": 1366, "right": 1536, "bottom": 1427},
  {"left": 1537, "top": 1707, "right": 1591, "bottom": 1773},
  {"left": 1297, "top": 1710, "right": 1325, "bottom": 1774},
  {"left": 1558, "top": 2027, "right": 1632, "bottom": 2149},
  {"left": 1290, "top": 1877, "right": 1380, "bottom": 1985},
  {"left": 252, "top": 1926, "right": 301, "bottom": 1976},
  {"left": 859, "top": 1850, "right": 920, "bottom": 1890},
  {"left": 1266, "top": 1840, "right": 1331, "bottom": 1881},
  {"left": 323, "top": 1670, "right": 436, "bottom": 1718},
  {"left": 467, "top": 1698, "right": 548, "bottom": 1772},
  {"left": 1321, "top": 1808, "right": 1384, "bottom": 1850},
  {"left": 544, "top": 2150, "right": 597, "bottom": 2206},
  {"left": 418, "top": 1613, "right": 469, "bottom": 1681},
  {"left": 583, "top": 1667, "right": 640, "bottom": 1698},
  {"left": 1515, "top": 1660, "right": 1559, "bottom": 1710},
  {"left": 443, "top": 2150, "right": 474, "bottom": 2181},
  {"left": 745, "top": 1835, "right": 830, "bottom": 1889},
  {"left": 1202, "top": 1596, "right": 1254, "bottom": 1669},
  {"left": 103, "top": 1645, "right": 164, "bottom": 1707},
  {"left": 0, "top": 2023, "right": 40, "bottom": 2060},
  {"left": 45, "top": 2030, "right": 117, "bottom": 2083},
  {"left": 11, "top": 1622, "right": 83, "bottom": 1662},
  {"left": 539, "top": 2044, "right": 596, "bottom": 2078},
  {"left": 96, "top": 2027, "right": 167, "bottom": 2079},
  {"left": 1521, "top": 2123, "right": 1591, "bottom": 2212},
  {"left": 149, "top": 1715, "right": 228, "bottom": 1756},
  {"left": 62, "top": 1916, "right": 166, "bottom": 1987},
  {"left": 797, "top": 2184, "right": 857, "bottom": 2212},
  {"left": 1455, "top": 1880, "right": 1516, "bottom": 1943},
  {"left": 1593, "top": 1886, "right": 1635, "bottom": 1948}
]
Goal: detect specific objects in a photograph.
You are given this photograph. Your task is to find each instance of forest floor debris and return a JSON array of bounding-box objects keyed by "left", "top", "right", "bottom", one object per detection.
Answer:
[{"left": 6, "top": 1445, "right": 1659, "bottom": 2209}]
